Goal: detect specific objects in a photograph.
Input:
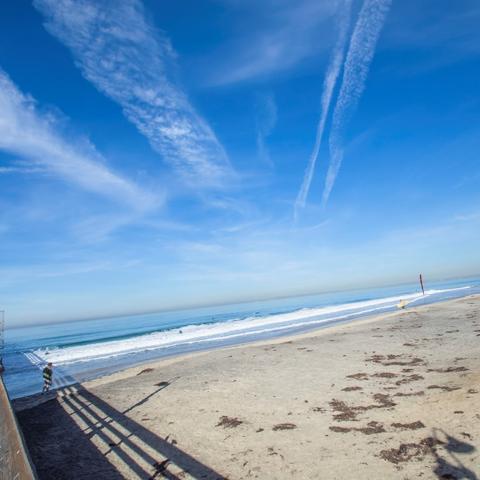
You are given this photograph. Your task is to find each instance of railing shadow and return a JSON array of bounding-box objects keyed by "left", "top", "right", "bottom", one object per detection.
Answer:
[
  {"left": 431, "top": 428, "right": 478, "bottom": 480},
  {"left": 18, "top": 380, "right": 226, "bottom": 479},
  {"left": 19, "top": 379, "right": 225, "bottom": 480},
  {"left": 17, "top": 392, "right": 124, "bottom": 480}
]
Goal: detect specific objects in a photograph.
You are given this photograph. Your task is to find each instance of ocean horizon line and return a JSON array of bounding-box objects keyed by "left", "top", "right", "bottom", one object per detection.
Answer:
[{"left": 6, "top": 272, "right": 480, "bottom": 330}]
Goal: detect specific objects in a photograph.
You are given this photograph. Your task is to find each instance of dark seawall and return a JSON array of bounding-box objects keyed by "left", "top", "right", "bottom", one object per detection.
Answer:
[{"left": 0, "top": 376, "right": 37, "bottom": 480}]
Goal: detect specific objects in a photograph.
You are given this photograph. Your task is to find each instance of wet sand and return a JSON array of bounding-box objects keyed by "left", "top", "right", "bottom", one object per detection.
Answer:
[{"left": 15, "top": 295, "right": 480, "bottom": 479}]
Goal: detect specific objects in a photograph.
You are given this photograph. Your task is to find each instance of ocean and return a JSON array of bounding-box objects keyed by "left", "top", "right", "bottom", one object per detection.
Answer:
[{"left": 2, "top": 276, "right": 479, "bottom": 399}]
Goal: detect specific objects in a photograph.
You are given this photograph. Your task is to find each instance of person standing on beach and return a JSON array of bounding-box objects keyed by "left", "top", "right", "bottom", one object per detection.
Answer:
[{"left": 42, "top": 362, "right": 53, "bottom": 393}]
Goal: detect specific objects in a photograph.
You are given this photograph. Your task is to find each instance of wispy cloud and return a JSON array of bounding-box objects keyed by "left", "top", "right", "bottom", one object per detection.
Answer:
[
  {"left": 70, "top": 212, "right": 195, "bottom": 244},
  {"left": 322, "top": 0, "right": 392, "bottom": 206},
  {"left": 384, "top": 2, "right": 480, "bottom": 73},
  {"left": 34, "top": 0, "right": 233, "bottom": 187},
  {"left": 0, "top": 258, "right": 142, "bottom": 290},
  {"left": 295, "top": 0, "right": 353, "bottom": 216},
  {"left": 207, "top": 0, "right": 341, "bottom": 85},
  {"left": 0, "top": 165, "right": 43, "bottom": 174},
  {"left": 70, "top": 214, "right": 137, "bottom": 244},
  {"left": 0, "top": 69, "right": 156, "bottom": 210},
  {"left": 255, "top": 92, "right": 277, "bottom": 166}
]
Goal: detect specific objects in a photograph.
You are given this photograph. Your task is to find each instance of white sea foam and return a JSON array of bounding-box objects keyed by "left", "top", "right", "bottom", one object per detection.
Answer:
[{"left": 32, "top": 287, "right": 471, "bottom": 365}]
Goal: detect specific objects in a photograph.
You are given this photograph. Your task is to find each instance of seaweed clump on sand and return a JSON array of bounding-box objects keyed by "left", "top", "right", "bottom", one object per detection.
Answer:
[
  {"left": 391, "top": 421, "right": 425, "bottom": 430},
  {"left": 329, "top": 421, "right": 386, "bottom": 435},
  {"left": 427, "top": 385, "right": 461, "bottom": 392},
  {"left": 329, "top": 399, "right": 358, "bottom": 421},
  {"left": 427, "top": 366, "right": 468, "bottom": 373},
  {"left": 216, "top": 416, "right": 243, "bottom": 428},
  {"left": 366, "top": 354, "right": 425, "bottom": 367},
  {"left": 346, "top": 373, "right": 369, "bottom": 380},
  {"left": 372, "top": 372, "right": 397, "bottom": 378},
  {"left": 395, "top": 374, "right": 424, "bottom": 386},
  {"left": 393, "top": 391, "right": 424, "bottom": 397},
  {"left": 329, "top": 394, "right": 396, "bottom": 422},
  {"left": 356, "top": 421, "right": 386, "bottom": 435},
  {"left": 272, "top": 423, "right": 297, "bottom": 431},
  {"left": 379, "top": 437, "right": 443, "bottom": 464},
  {"left": 329, "top": 426, "right": 351, "bottom": 433}
]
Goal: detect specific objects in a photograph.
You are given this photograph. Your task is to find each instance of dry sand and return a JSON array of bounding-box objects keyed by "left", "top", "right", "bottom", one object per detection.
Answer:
[{"left": 15, "top": 295, "right": 480, "bottom": 479}]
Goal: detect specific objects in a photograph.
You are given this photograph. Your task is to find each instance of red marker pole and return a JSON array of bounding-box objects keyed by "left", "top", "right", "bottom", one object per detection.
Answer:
[{"left": 419, "top": 274, "right": 425, "bottom": 296}]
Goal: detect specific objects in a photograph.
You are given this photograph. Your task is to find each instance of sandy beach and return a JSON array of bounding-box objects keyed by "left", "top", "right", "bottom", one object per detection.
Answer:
[{"left": 15, "top": 295, "right": 480, "bottom": 479}]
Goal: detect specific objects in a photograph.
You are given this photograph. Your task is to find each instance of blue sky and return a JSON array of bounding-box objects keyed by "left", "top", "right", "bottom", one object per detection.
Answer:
[{"left": 1, "top": 0, "right": 480, "bottom": 325}]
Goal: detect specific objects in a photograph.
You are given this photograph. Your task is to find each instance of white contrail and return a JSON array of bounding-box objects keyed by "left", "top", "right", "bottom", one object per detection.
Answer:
[
  {"left": 322, "top": 0, "right": 392, "bottom": 207},
  {"left": 294, "top": 0, "right": 353, "bottom": 217}
]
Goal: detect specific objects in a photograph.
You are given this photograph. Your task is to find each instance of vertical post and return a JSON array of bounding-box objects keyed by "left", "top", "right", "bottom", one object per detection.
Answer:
[
  {"left": 0, "top": 311, "right": 4, "bottom": 374},
  {"left": 419, "top": 274, "right": 425, "bottom": 296}
]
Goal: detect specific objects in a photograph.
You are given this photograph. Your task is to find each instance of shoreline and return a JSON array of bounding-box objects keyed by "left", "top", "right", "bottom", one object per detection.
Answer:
[
  {"left": 15, "top": 294, "right": 480, "bottom": 479},
  {"left": 7, "top": 285, "right": 477, "bottom": 401},
  {"left": 12, "top": 294, "right": 478, "bottom": 407},
  {"left": 47, "top": 294, "right": 480, "bottom": 393}
]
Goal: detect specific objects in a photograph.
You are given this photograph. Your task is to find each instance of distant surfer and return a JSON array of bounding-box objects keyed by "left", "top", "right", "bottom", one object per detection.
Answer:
[{"left": 42, "top": 362, "right": 53, "bottom": 393}]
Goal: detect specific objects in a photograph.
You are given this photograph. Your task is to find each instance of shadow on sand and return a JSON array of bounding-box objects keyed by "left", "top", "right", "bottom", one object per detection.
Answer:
[
  {"left": 17, "top": 380, "right": 226, "bottom": 480},
  {"left": 431, "top": 428, "right": 477, "bottom": 480}
]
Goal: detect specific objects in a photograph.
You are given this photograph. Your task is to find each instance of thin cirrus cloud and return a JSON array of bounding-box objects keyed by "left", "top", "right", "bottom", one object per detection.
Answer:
[
  {"left": 0, "top": 69, "right": 157, "bottom": 211},
  {"left": 294, "top": 0, "right": 353, "bottom": 217},
  {"left": 0, "top": 165, "right": 43, "bottom": 174},
  {"left": 322, "top": 0, "right": 392, "bottom": 206},
  {"left": 208, "top": 0, "right": 341, "bottom": 86},
  {"left": 255, "top": 92, "right": 277, "bottom": 166},
  {"left": 34, "top": 0, "right": 233, "bottom": 188}
]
